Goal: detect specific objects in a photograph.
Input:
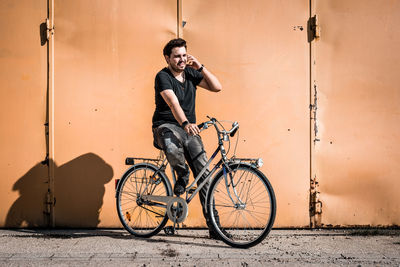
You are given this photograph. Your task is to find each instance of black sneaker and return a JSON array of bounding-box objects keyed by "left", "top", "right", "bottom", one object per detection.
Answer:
[
  {"left": 209, "top": 228, "right": 232, "bottom": 240},
  {"left": 173, "top": 179, "right": 186, "bottom": 196},
  {"left": 209, "top": 229, "right": 220, "bottom": 240}
]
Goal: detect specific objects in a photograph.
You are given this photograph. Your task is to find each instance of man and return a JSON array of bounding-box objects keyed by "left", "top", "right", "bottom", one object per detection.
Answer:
[{"left": 152, "top": 38, "right": 222, "bottom": 238}]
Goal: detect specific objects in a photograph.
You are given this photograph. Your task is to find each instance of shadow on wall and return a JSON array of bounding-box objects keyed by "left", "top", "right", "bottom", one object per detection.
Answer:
[{"left": 5, "top": 153, "right": 114, "bottom": 228}]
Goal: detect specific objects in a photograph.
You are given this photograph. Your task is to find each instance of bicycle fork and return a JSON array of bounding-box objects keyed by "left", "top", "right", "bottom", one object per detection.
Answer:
[{"left": 223, "top": 165, "right": 246, "bottom": 209}]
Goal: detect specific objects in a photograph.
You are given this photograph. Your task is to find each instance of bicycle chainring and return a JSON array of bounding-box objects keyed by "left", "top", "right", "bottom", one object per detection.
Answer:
[{"left": 166, "top": 197, "right": 188, "bottom": 223}]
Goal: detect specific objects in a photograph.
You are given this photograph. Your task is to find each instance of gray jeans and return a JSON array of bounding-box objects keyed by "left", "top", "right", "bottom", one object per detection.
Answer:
[{"left": 153, "top": 123, "right": 211, "bottom": 221}]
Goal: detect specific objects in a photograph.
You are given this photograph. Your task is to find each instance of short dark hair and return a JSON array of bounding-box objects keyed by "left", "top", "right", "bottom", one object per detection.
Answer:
[{"left": 163, "top": 38, "right": 187, "bottom": 57}]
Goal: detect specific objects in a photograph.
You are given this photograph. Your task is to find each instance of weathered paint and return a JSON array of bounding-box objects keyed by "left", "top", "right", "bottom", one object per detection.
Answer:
[{"left": 313, "top": 0, "right": 400, "bottom": 226}]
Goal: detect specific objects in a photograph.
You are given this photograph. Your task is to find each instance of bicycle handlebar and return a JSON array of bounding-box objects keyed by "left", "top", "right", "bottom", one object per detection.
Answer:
[
  {"left": 198, "top": 117, "right": 239, "bottom": 137},
  {"left": 197, "top": 122, "right": 205, "bottom": 129}
]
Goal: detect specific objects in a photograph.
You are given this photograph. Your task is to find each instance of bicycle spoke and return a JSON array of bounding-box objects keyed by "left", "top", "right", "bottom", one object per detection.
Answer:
[
  {"left": 214, "top": 204, "right": 236, "bottom": 208},
  {"left": 217, "top": 210, "right": 236, "bottom": 216},
  {"left": 120, "top": 191, "right": 137, "bottom": 198},
  {"left": 216, "top": 193, "right": 234, "bottom": 205},
  {"left": 140, "top": 205, "right": 165, "bottom": 218},
  {"left": 248, "top": 188, "right": 269, "bottom": 204},
  {"left": 231, "top": 211, "right": 241, "bottom": 228},
  {"left": 244, "top": 210, "right": 268, "bottom": 227},
  {"left": 237, "top": 168, "right": 251, "bottom": 199},
  {"left": 239, "top": 211, "right": 253, "bottom": 229},
  {"left": 132, "top": 207, "right": 144, "bottom": 228}
]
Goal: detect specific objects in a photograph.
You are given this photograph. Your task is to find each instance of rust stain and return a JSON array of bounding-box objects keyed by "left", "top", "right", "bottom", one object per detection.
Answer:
[{"left": 310, "top": 175, "right": 322, "bottom": 227}]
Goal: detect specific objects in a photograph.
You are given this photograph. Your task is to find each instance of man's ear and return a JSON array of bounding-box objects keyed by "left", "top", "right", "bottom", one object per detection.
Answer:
[{"left": 164, "top": 55, "right": 170, "bottom": 65}]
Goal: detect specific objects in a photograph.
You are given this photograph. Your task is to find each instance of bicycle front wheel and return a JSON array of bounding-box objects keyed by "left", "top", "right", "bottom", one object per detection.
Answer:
[
  {"left": 116, "top": 163, "right": 172, "bottom": 238},
  {"left": 207, "top": 164, "right": 276, "bottom": 248}
]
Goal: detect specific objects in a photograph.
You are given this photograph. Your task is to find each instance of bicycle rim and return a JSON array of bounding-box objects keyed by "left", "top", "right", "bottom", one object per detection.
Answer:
[
  {"left": 208, "top": 165, "right": 276, "bottom": 248},
  {"left": 117, "top": 165, "right": 171, "bottom": 237}
]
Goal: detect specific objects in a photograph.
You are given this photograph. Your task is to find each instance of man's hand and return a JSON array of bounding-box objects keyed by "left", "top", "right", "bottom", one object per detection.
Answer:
[
  {"left": 184, "top": 123, "right": 200, "bottom": 136},
  {"left": 187, "top": 54, "right": 202, "bottom": 70},
  {"left": 187, "top": 54, "right": 222, "bottom": 92}
]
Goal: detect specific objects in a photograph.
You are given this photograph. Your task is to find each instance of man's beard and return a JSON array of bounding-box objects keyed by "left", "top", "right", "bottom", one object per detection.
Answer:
[{"left": 170, "top": 62, "right": 185, "bottom": 73}]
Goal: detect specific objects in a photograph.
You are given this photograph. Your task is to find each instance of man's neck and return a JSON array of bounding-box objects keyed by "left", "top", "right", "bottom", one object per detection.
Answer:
[
  {"left": 168, "top": 66, "right": 183, "bottom": 78},
  {"left": 168, "top": 66, "right": 185, "bottom": 83}
]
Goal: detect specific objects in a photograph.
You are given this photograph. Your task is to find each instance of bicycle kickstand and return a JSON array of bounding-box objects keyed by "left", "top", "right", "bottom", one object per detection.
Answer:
[{"left": 163, "top": 209, "right": 180, "bottom": 236}]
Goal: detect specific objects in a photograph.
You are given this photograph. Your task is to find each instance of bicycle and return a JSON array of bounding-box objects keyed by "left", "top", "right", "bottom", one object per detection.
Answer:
[{"left": 115, "top": 117, "right": 276, "bottom": 248}]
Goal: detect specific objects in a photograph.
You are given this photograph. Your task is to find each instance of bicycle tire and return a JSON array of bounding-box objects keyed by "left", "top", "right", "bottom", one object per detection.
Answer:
[
  {"left": 116, "top": 163, "right": 172, "bottom": 238},
  {"left": 206, "top": 163, "right": 276, "bottom": 248}
]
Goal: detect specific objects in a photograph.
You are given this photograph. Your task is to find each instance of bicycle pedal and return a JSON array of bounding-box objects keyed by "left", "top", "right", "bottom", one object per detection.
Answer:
[
  {"left": 163, "top": 226, "right": 175, "bottom": 236},
  {"left": 188, "top": 187, "right": 197, "bottom": 194}
]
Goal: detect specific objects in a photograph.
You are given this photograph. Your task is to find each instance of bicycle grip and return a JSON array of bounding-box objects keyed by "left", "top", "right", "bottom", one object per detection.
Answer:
[
  {"left": 230, "top": 127, "right": 239, "bottom": 137},
  {"left": 230, "top": 122, "right": 239, "bottom": 137},
  {"left": 198, "top": 122, "right": 205, "bottom": 129}
]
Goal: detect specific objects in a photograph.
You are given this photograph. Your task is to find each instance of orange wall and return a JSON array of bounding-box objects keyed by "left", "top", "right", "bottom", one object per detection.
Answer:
[{"left": 1, "top": 0, "right": 399, "bottom": 228}]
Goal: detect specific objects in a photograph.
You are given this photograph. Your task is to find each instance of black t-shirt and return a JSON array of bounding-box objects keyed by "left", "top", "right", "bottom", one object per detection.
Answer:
[{"left": 152, "top": 67, "right": 203, "bottom": 128}]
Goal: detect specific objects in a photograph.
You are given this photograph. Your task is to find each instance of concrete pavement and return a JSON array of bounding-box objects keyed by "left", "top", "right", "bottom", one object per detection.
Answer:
[{"left": 0, "top": 229, "right": 399, "bottom": 266}]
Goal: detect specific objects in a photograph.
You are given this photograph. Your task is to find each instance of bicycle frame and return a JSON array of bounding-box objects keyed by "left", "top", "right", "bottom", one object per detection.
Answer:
[
  {"left": 134, "top": 118, "right": 262, "bottom": 216},
  {"left": 185, "top": 146, "right": 224, "bottom": 203},
  {"left": 140, "top": 145, "right": 226, "bottom": 207}
]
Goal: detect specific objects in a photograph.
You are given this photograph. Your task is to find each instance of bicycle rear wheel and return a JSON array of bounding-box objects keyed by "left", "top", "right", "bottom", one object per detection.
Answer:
[
  {"left": 116, "top": 163, "right": 172, "bottom": 237},
  {"left": 207, "top": 164, "right": 276, "bottom": 248}
]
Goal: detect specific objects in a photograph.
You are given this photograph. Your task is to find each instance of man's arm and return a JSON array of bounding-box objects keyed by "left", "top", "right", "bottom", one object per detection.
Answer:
[
  {"left": 160, "top": 89, "right": 200, "bottom": 135},
  {"left": 198, "top": 66, "right": 222, "bottom": 92},
  {"left": 187, "top": 54, "right": 222, "bottom": 92}
]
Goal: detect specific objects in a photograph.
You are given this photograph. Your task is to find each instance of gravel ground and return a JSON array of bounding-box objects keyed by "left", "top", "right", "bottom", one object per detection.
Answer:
[{"left": 0, "top": 229, "right": 399, "bottom": 266}]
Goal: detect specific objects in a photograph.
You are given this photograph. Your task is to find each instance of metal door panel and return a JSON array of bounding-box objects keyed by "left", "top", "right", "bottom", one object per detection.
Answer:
[
  {"left": 183, "top": 0, "right": 310, "bottom": 227},
  {"left": 0, "top": 1, "right": 48, "bottom": 227},
  {"left": 54, "top": 0, "right": 176, "bottom": 227},
  {"left": 314, "top": 0, "right": 400, "bottom": 226}
]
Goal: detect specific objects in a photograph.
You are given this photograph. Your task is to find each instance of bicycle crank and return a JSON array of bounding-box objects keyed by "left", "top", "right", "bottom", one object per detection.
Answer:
[
  {"left": 166, "top": 197, "right": 188, "bottom": 223},
  {"left": 141, "top": 195, "right": 188, "bottom": 223}
]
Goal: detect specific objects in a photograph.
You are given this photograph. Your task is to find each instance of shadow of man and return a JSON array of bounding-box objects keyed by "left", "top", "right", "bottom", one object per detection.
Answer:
[{"left": 5, "top": 153, "right": 113, "bottom": 228}]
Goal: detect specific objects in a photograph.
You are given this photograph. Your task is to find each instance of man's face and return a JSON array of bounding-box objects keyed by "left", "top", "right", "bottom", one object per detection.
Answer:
[{"left": 165, "top": 46, "right": 187, "bottom": 73}]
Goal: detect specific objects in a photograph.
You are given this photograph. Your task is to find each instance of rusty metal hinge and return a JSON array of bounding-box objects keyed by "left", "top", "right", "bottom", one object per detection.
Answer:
[
  {"left": 311, "top": 83, "right": 320, "bottom": 144},
  {"left": 46, "top": 18, "right": 54, "bottom": 40},
  {"left": 310, "top": 175, "right": 322, "bottom": 227},
  {"left": 308, "top": 15, "right": 320, "bottom": 42},
  {"left": 44, "top": 189, "right": 56, "bottom": 215},
  {"left": 310, "top": 175, "right": 322, "bottom": 214}
]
